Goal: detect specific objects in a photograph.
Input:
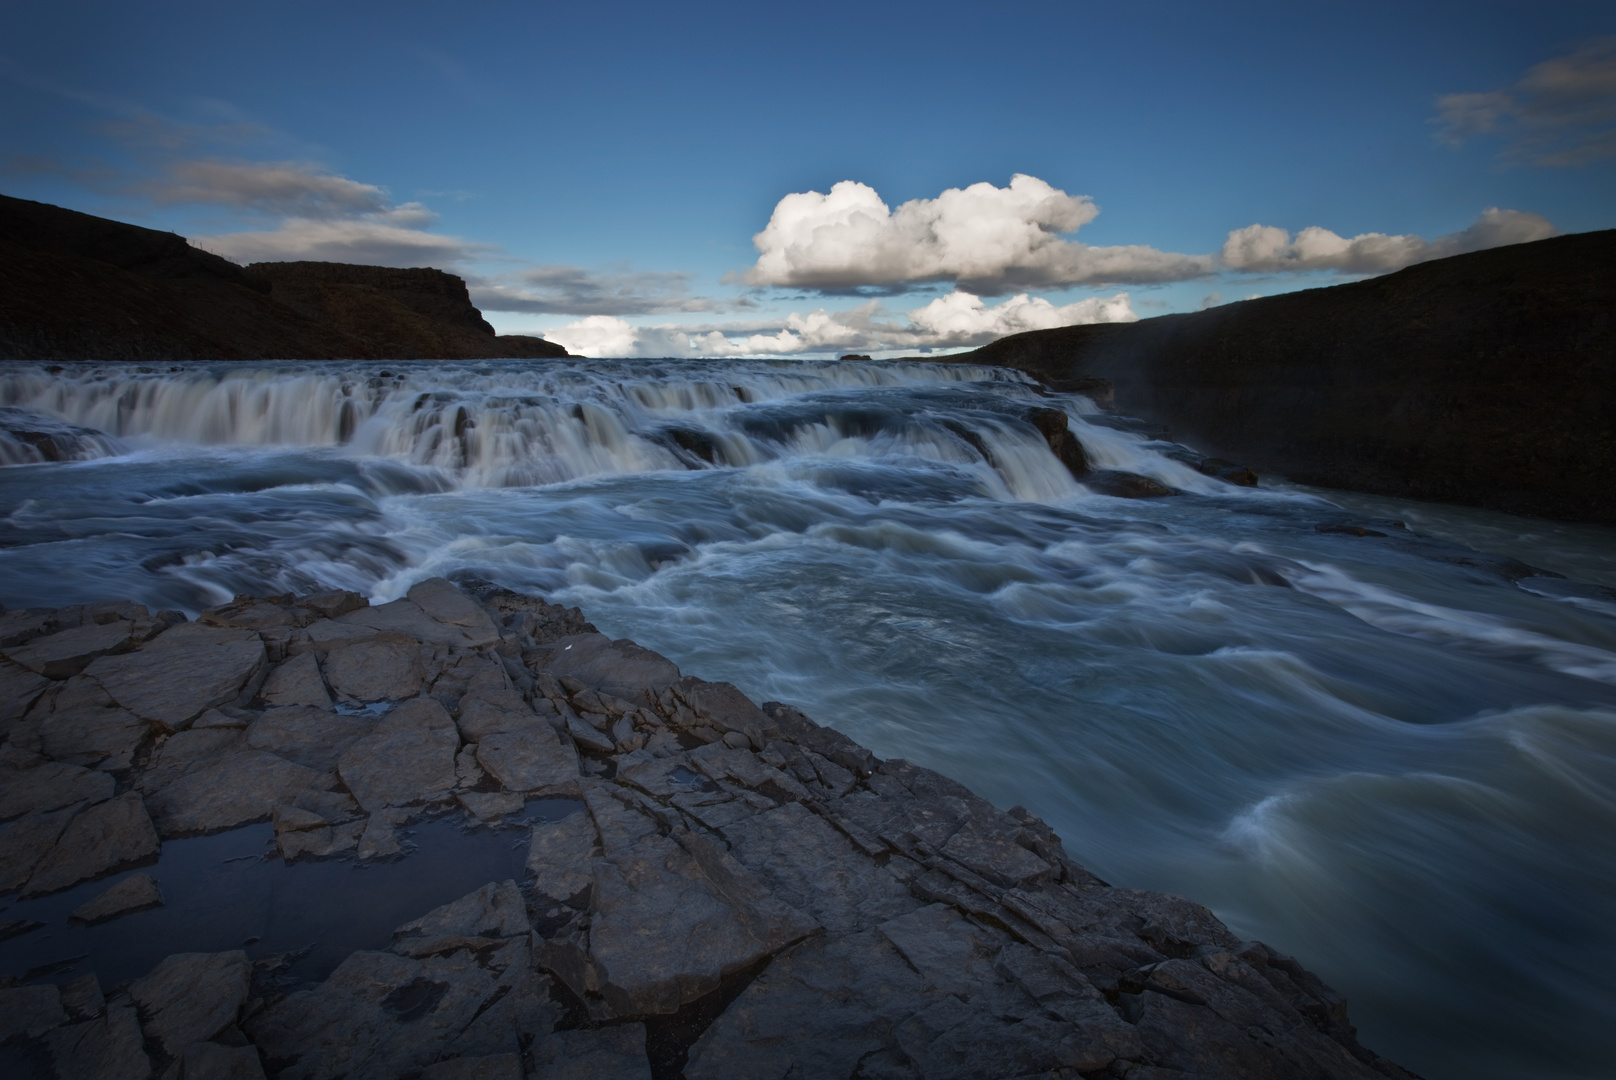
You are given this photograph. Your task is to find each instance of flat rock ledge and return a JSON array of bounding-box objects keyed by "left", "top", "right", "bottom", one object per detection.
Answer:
[{"left": 0, "top": 579, "right": 1419, "bottom": 1080}]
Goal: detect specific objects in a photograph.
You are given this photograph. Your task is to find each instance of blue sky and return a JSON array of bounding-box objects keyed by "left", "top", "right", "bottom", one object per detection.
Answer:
[{"left": 4, "top": 0, "right": 1613, "bottom": 356}]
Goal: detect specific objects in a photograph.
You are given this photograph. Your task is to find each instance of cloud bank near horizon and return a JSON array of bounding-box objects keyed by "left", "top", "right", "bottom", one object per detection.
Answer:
[
  {"left": 541, "top": 290, "right": 1139, "bottom": 358},
  {"left": 741, "top": 174, "right": 1557, "bottom": 296}
]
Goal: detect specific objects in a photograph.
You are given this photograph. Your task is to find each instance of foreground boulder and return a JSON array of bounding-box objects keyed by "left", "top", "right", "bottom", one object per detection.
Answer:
[{"left": 0, "top": 579, "right": 1417, "bottom": 1079}]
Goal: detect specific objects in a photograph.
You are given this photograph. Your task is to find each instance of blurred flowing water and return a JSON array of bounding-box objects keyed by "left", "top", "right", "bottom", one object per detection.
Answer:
[{"left": 2, "top": 358, "right": 1614, "bottom": 1079}]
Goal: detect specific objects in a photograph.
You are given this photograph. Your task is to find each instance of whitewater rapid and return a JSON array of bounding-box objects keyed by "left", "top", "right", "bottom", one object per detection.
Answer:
[{"left": 3, "top": 358, "right": 1614, "bottom": 1080}]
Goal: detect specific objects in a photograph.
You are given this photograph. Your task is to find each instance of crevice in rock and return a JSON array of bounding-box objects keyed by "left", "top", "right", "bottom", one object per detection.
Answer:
[{"left": 643, "top": 952, "right": 775, "bottom": 1080}]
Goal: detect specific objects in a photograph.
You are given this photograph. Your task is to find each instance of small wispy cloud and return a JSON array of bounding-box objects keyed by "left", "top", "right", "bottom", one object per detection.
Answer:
[
  {"left": 470, "top": 265, "right": 744, "bottom": 317},
  {"left": 139, "top": 159, "right": 393, "bottom": 217},
  {"left": 1433, "top": 38, "right": 1616, "bottom": 167}
]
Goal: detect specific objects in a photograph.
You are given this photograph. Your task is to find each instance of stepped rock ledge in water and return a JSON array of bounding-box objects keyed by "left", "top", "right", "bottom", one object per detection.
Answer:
[{"left": 0, "top": 578, "right": 1418, "bottom": 1079}]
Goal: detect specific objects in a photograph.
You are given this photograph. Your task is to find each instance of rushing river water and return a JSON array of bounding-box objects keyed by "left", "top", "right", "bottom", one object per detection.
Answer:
[{"left": 2, "top": 358, "right": 1613, "bottom": 1079}]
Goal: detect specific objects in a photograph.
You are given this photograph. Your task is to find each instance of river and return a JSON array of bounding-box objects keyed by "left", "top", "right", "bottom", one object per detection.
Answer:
[{"left": 2, "top": 357, "right": 1613, "bottom": 1079}]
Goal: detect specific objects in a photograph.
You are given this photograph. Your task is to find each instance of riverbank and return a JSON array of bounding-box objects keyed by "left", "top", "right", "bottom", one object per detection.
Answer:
[
  {"left": 0, "top": 578, "right": 1416, "bottom": 1079},
  {"left": 935, "top": 229, "right": 1616, "bottom": 524}
]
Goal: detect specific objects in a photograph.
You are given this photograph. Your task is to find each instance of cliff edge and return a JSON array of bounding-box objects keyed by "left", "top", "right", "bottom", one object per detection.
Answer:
[
  {"left": 947, "top": 230, "right": 1616, "bottom": 524},
  {"left": 0, "top": 194, "right": 567, "bottom": 361}
]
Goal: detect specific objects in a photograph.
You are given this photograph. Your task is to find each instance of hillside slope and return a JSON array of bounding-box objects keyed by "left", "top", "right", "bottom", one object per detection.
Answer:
[
  {"left": 948, "top": 229, "right": 1616, "bottom": 523},
  {"left": 0, "top": 194, "right": 566, "bottom": 361}
]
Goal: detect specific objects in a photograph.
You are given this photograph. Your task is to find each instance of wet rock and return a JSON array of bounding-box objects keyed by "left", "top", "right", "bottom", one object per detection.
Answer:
[
  {"left": 128, "top": 950, "right": 252, "bottom": 1059},
  {"left": 338, "top": 698, "right": 460, "bottom": 812},
  {"left": 295, "top": 788, "right": 360, "bottom": 822},
  {"left": 357, "top": 807, "right": 410, "bottom": 860},
  {"left": 301, "top": 588, "right": 368, "bottom": 620},
  {"left": 0, "top": 607, "right": 55, "bottom": 648},
  {"left": 337, "top": 598, "right": 481, "bottom": 648},
  {"left": 35, "top": 677, "right": 149, "bottom": 771},
  {"left": 71, "top": 871, "right": 163, "bottom": 923},
  {"left": 46, "top": 1000, "right": 149, "bottom": 1080},
  {"left": 683, "top": 930, "right": 939, "bottom": 1080},
  {"left": 457, "top": 791, "right": 524, "bottom": 821},
  {"left": 0, "top": 802, "right": 82, "bottom": 890},
  {"left": 321, "top": 638, "right": 427, "bottom": 703},
  {"left": 1024, "top": 405, "right": 1091, "bottom": 477},
  {"left": 200, "top": 595, "right": 315, "bottom": 631},
  {"left": 456, "top": 689, "right": 542, "bottom": 743},
  {"left": 557, "top": 827, "right": 821, "bottom": 1017},
  {"left": 530, "top": 633, "right": 681, "bottom": 699},
  {"left": 87, "top": 623, "right": 266, "bottom": 731},
  {"left": 689, "top": 742, "right": 810, "bottom": 803},
  {"left": 24, "top": 791, "right": 160, "bottom": 896},
  {"left": 273, "top": 803, "right": 328, "bottom": 833},
  {"left": 938, "top": 816, "right": 1053, "bottom": 890},
  {"left": 172, "top": 1041, "right": 268, "bottom": 1079},
  {"left": 137, "top": 727, "right": 245, "bottom": 794},
  {"left": 455, "top": 745, "right": 485, "bottom": 788},
  {"left": 676, "top": 678, "right": 772, "bottom": 747},
  {"left": 420, "top": 1054, "right": 523, "bottom": 1080},
  {"left": 407, "top": 577, "right": 501, "bottom": 648},
  {"left": 0, "top": 657, "right": 52, "bottom": 725},
  {"left": 475, "top": 726, "right": 580, "bottom": 792},
  {"left": 0, "top": 982, "right": 66, "bottom": 1040},
  {"left": 277, "top": 820, "right": 365, "bottom": 860},
  {"left": 144, "top": 750, "right": 325, "bottom": 837},
  {"left": 192, "top": 707, "right": 251, "bottom": 729},
  {"left": 722, "top": 802, "right": 920, "bottom": 933},
  {"left": 258, "top": 652, "right": 333, "bottom": 709},
  {"left": 527, "top": 805, "right": 597, "bottom": 906},
  {"left": 247, "top": 706, "right": 373, "bottom": 772},
  {"left": 1198, "top": 457, "right": 1259, "bottom": 486},
  {"left": 59, "top": 974, "right": 105, "bottom": 1021},
  {"left": 392, "top": 879, "right": 529, "bottom": 957},
  {"left": 3, "top": 619, "right": 135, "bottom": 680},
  {"left": 244, "top": 948, "right": 512, "bottom": 1079},
  {"left": 563, "top": 709, "right": 615, "bottom": 754},
  {"left": 535, "top": 1025, "right": 652, "bottom": 1080},
  {"left": 0, "top": 760, "right": 114, "bottom": 819},
  {"left": 1083, "top": 469, "right": 1177, "bottom": 498},
  {"left": 877, "top": 903, "right": 1003, "bottom": 998}
]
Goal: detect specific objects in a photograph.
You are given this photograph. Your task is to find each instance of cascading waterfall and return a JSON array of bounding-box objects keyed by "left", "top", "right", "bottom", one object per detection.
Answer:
[
  {"left": 0, "top": 359, "right": 1208, "bottom": 497},
  {"left": 3, "top": 356, "right": 1615, "bottom": 1080}
]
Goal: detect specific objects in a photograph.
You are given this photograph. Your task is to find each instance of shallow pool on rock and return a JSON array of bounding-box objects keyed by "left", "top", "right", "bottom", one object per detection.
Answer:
[{"left": 0, "top": 801, "right": 580, "bottom": 987}]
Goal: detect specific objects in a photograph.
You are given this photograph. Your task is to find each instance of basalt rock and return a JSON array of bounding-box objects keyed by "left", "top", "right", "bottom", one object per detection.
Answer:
[{"left": 0, "top": 578, "right": 1417, "bottom": 1080}]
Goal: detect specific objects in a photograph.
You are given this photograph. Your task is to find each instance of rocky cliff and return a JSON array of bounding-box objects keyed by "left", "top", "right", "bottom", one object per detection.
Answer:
[
  {"left": 947, "top": 230, "right": 1616, "bottom": 524},
  {"left": 0, "top": 580, "right": 1417, "bottom": 1079},
  {"left": 0, "top": 195, "right": 567, "bottom": 361}
]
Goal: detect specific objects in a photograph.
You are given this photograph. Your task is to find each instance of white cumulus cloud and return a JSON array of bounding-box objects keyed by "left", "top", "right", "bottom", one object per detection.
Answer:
[
  {"left": 543, "top": 290, "right": 1137, "bottom": 358},
  {"left": 1220, "top": 208, "right": 1555, "bottom": 274},
  {"left": 743, "top": 174, "right": 1213, "bottom": 294}
]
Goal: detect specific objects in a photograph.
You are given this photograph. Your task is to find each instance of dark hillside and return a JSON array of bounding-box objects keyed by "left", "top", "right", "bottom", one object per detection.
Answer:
[
  {"left": 949, "top": 230, "right": 1616, "bottom": 523},
  {"left": 0, "top": 194, "right": 566, "bottom": 361}
]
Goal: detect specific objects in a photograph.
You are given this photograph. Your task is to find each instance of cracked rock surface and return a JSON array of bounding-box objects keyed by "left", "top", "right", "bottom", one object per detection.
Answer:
[{"left": 0, "top": 579, "right": 1418, "bottom": 1078}]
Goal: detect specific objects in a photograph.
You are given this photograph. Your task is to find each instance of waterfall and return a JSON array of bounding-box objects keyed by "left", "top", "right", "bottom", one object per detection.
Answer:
[{"left": 0, "top": 358, "right": 1219, "bottom": 501}]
